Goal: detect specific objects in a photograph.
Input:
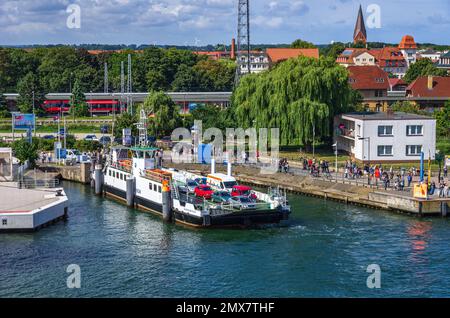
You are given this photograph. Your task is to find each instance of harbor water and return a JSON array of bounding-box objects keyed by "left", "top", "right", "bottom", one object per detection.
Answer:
[{"left": 1, "top": 181, "right": 450, "bottom": 297}]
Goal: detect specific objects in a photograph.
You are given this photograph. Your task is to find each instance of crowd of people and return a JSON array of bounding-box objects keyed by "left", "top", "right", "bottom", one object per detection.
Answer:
[{"left": 300, "top": 157, "right": 331, "bottom": 177}]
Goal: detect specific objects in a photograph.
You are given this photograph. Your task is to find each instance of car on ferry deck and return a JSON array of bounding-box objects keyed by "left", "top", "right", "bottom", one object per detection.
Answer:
[
  {"left": 186, "top": 179, "right": 199, "bottom": 193},
  {"left": 231, "top": 185, "right": 257, "bottom": 201},
  {"left": 211, "top": 191, "right": 232, "bottom": 204},
  {"left": 230, "top": 196, "right": 257, "bottom": 210},
  {"left": 194, "top": 185, "right": 214, "bottom": 200}
]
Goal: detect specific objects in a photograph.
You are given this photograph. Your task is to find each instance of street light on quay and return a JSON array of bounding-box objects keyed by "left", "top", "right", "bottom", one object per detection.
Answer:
[
  {"left": 358, "top": 136, "right": 371, "bottom": 185},
  {"left": 332, "top": 141, "right": 338, "bottom": 181}
]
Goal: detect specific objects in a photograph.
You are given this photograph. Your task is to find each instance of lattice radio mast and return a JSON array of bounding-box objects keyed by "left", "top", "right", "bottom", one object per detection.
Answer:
[
  {"left": 104, "top": 62, "right": 109, "bottom": 93},
  {"left": 235, "top": 0, "right": 251, "bottom": 86},
  {"left": 120, "top": 61, "right": 125, "bottom": 113},
  {"left": 127, "top": 54, "right": 133, "bottom": 114}
]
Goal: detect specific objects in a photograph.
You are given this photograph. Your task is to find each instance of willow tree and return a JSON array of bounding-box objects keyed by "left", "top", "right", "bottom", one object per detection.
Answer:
[
  {"left": 143, "top": 91, "right": 181, "bottom": 138},
  {"left": 232, "top": 56, "right": 358, "bottom": 147}
]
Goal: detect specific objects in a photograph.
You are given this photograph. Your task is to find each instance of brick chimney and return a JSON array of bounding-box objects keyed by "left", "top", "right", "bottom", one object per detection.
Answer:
[
  {"left": 231, "top": 38, "right": 236, "bottom": 60},
  {"left": 427, "top": 75, "right": 434, "bottom": 90}
]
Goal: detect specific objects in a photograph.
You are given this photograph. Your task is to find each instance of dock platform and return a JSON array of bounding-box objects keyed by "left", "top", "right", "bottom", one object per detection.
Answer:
[{"left": 0, "top": 182, "right": 69, "bottom": 232}]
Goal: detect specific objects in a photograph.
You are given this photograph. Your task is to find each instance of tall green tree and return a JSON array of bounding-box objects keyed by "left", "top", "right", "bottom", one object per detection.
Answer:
[
  {"left": 143, "top": 91, "right": 181, "bottom": 137},
  {"left": 70, "top": 79, "right": 89, "bottom": 117},
  {"left": 171, "top": 65, "right": 199, "bottom": 92},
  {"left": 391, "top": 101, "right": 423, "bottom": 114},
  {"left": 321, "top": 42, "right": 346, "bottom": 59},
  {"left": 291, "top": 39, "right": 316, "bottom": 49},
  {"left": 435, "top": 101, "right": 450, "bottom": 138},
  {"left": 16, "top": 72, "right": 44, "bottom": 114},
  {"left": 404, "top": 58, "right": 448, "bottom": 84},
  {"left": 232, "top": 56, "right": 359, "bottom": 147},
  {"left": 114, "top": 112, "right": 138, "bottom": 138}
]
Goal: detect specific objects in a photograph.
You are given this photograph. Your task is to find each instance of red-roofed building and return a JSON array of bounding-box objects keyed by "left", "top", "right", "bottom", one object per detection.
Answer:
[
  {"left": 406, "top": 76, "right": 450, "bottom": 110},
  {"left": 266, "top": 48, "right": 319, "bottom": 64},
  {"left": 399, "top": 35, "right": 418, "bottom": 67},
  {"left": 348, "top": 65, "right": 391, "bottom": 112},
  {"left": 336, "top": 48, "right": 376, "bottom": 67},
  {"left": 369, "top": 47, "right": 408, "bottom": 78},
  {"left": 389, "top": 78, "right": 408, "bottom": 91}
]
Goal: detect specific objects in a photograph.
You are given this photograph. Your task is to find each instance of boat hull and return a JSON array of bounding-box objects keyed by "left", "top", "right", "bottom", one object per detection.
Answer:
[{"left": 104, "top": 185, "right": 288, "bottom": 228}]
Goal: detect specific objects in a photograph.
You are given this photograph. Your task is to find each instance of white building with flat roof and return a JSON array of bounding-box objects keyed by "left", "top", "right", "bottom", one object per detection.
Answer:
[{"left": 334, "top": 112, "right": 436, "bottom": 162}]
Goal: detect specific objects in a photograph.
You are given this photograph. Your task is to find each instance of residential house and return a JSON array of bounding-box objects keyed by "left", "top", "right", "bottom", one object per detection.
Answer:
[
  {"left": 406, "top": 76, "right": 450, "bottom": 112},
  {"left": 347, "top": 65, "right": 391, "bottom": 112},
  {"left": 334, "top": 112, "right": 436, "bottom": 163}
]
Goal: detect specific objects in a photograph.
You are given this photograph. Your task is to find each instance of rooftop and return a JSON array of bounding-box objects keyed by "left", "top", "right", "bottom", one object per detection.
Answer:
[
  {"left": 407, "top": 76, "right": 450, "bottom": 98},
  {"left": 342, "top": 112, "right": 435, "bottom": 121},
  {"left": 347, "top": 65, "right": 390, "bottom": 90},
  {"left": 266, "top": 48, "right": 319, "bottom": 63}
]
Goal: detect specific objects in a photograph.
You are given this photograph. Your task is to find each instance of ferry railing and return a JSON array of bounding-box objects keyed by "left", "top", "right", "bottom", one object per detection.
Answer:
[{"left": 17, "top": 178, "right": 60, "bottom": 189}]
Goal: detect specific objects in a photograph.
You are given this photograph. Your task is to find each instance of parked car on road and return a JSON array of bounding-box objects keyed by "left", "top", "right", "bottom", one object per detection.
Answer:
[
  {"left": 230, "top": 196, "right": 257, "bottom": 210},
  {"left": 194, "top": 185, "right": 214, "bottom": 199},
  {"left": 99, "top": 136, "right": 111, "bottom": 146},
  {"left": 42, "top": 135, "right": 55, "bottom": 140},
  {"left": 100, "top": 125, "right": 110, "bottom": 134},
  {"left": 84, "top": 135, "right": 98, "bottom": 141}
]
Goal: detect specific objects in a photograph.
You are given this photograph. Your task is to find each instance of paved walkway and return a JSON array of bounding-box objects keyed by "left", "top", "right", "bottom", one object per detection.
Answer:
[{"left": 0, "top": 182, "right": 60, "bottom": 213}]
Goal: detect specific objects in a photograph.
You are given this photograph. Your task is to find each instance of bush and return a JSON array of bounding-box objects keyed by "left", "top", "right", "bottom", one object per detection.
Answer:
[
  {"left": 74, "top": 140, "right": 101, "bottom": 152},
  {"left": 12, "top": 138, "right": 39, "bottom": 167}
]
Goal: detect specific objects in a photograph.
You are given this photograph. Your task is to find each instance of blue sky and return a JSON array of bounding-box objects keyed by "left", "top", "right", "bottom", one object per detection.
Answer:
[{"left": 0, "top": 0, "right": 449, "bottom": 46}]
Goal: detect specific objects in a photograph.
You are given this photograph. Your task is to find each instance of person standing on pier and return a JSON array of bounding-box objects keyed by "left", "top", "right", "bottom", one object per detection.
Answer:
[
  {"left": 444, "top": 166, "right": 448, "bottom": 179},
  {"left": 407, "top": 173, "right": 413, "bottom": 187}
]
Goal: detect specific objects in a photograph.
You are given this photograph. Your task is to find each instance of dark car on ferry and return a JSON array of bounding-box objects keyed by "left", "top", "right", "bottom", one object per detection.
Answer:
[
  {"left": 194, "top": 185, "right": 214, "bottom": 200},
  {"left": 212, "top": 191, "right": 232, "bottom": 204},
  {"left": 186, "top": 179, "right": 199, "bottom": 193},
  {"left": 231, "top": 185, "right": 257, "bottom": 201}
]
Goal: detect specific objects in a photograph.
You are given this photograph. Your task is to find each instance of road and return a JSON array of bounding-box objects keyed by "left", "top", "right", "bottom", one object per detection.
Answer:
[{"left": 0, "top": 132, "right": 112, "bottom": 141}]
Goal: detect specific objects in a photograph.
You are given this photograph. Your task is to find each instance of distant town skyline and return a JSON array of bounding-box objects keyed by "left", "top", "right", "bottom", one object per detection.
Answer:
[{"left": 0, "top": 0, "right": 449, "bottom": 46}]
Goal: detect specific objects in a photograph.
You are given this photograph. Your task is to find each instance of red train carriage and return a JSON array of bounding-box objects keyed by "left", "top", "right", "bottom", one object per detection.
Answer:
[{"left": 42, "top": 100, "right": 120, "bottom": 116}]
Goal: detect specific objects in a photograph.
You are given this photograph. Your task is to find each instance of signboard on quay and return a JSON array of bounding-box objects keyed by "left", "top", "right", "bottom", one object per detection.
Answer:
[{"left": 12, "top": 113, "right": 35, "bottom": 130}]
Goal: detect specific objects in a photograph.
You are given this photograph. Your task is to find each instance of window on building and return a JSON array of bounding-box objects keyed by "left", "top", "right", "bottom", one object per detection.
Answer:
[
  {"left": 407, "top": 125, "right": 423, "bottom": 136},
  {"left": 378, "top": 126, "right": 393, "bottom": 136},
  {"left": 406, "top": 145, "right": 423, "bottom": 156},
  {"left": 113, "top": 171, "right": 116, "bottom": 178},
  {"left": 153, "top": 184, "right": 157, "bottom": 192},
  {"left": 375, "top": 90, "right": 384, "bottom": 97},
  {"left": 2, "top": 219, "right": 7, "bottom": 226},
  {"left": 109, "top": 170, "right": 111, "bottom": 177},
  {"left": 158, "top": 186, "right": 162, "bottom": 193},
  {"left": 378, "top": 145, "right": 393, "bottom": 156}
]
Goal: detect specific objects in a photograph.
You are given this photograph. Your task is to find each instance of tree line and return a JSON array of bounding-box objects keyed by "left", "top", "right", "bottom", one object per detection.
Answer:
[{"left": 0, "top": 46, "right": 236, "bottom": 115}]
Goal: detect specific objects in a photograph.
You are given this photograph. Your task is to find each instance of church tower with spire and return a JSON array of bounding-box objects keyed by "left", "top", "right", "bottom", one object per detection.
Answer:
[{"left": 353, "top": 5, "right": 367, "bottom": 44}]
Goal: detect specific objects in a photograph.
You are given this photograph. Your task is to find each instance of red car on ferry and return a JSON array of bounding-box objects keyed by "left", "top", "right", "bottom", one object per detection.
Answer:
[{"left": 231, "top": 185, "right": 257, "bottom": 201}]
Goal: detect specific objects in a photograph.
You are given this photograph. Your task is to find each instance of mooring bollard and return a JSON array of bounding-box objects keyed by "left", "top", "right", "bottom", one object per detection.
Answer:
[
  {"left": 441, "top": 202, "right": 448, "bottom": 217},
  {"left": 126, "top": 177, "right": 135, "bottom": 208},
  {"left": 162, "top": 181, "right": 172, "bottom": 222},
  {"left": 94, "top": 164, "right": 103, "bottom": 196},
  {"left": 90, "top": 160, "right": 96, "bottom": 188}
]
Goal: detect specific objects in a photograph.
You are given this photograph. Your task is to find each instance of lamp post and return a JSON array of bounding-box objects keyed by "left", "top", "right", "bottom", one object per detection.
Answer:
[
  {"left": 359, "top": 136, "right": 371, "bottom": 185},
  {"left": 332, "top": 141, "right": 338, "bottom": 181}
]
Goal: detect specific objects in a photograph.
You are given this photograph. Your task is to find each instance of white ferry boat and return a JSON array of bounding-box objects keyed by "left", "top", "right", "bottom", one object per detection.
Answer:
[
  {"left": 101, "top": 145, "right": 290, "bottom": 228},
  {"left": 99, "top": 110, "right": 290, "bottom": 228}
]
